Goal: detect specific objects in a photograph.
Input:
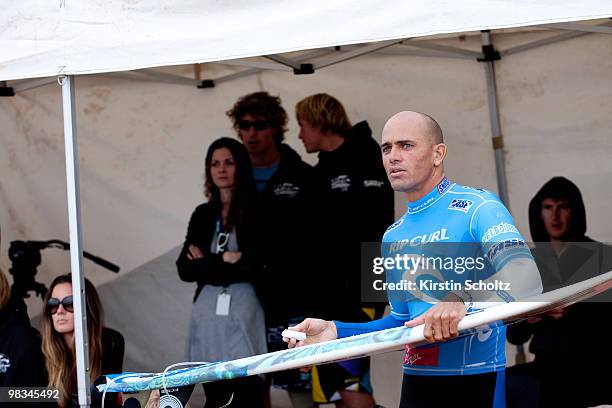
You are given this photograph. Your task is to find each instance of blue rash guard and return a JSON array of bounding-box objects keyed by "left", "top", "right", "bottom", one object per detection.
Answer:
[{"left": 334, "top": 177, "right": 534, "bottom": 377}]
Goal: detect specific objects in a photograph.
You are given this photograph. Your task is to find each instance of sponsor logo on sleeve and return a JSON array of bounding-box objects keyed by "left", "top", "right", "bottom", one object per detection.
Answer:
[
  {"left": 464, "top": 186, "right": 487, "bottom": 193},
  {"left": 481, "top": 222, "right": 520, "bottom": 242},
  {"left": 496, "top": 290, "right": 515, "bottom": 302},
  {"left": 448, "top": 199, "right": 474, "bottom": 213},
  {"left": 486, "top": 238, "right": 527, "bottom": 263}
]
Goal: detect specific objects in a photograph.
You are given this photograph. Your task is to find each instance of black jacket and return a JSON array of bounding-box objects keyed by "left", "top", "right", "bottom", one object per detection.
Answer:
[
  {"left": 0, "top": 293, "right": 47, "bottom": 408},
  {"left": 0, "top": 294, "right": 47, "bottom": 388},
  {"left": 176, "top": 202, "right": 261, "bottom": 302},
  {"left": 316, "top": 121, "right": 394, "bottom": 243},
  {"left": 507, "top": 177, "right": 612, "bottom": 406},
  {"left": 254, "top": 144, "right": 323, "bottom": 324},
  {"left": 315, "top": 121, "right": 395, "bottom": 320}
]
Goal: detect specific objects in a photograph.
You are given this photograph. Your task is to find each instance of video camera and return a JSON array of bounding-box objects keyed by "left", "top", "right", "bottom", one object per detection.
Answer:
[{"left": 8, "top": 240, "right": 120, "bottom": 299}]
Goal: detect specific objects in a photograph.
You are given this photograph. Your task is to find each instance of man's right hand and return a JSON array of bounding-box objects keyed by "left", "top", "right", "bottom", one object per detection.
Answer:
[
  {"left": 527, "top": 306, "right": 568, "bottom": 323},
  {"left": 283, "top": 318, "right": 338, "bottom": 348}
]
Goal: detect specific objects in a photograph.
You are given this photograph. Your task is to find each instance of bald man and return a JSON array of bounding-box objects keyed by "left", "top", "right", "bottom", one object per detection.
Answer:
[{"left": 286, "top": 112, "right": 542, "bottom": 408}]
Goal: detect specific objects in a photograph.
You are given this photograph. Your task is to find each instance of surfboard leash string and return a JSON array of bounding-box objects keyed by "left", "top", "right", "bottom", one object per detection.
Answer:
[{"left": 161, "top": 361, "right": 234, "bottom": 407}]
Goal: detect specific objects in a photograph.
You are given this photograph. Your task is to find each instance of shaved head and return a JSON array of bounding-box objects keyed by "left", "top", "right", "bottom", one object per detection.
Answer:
[
  {"left": 380, "top": 111, "right": 447, "bottom": 198},
  {"left": 383, "top": 111, "right": 444, "bottom": 146}
]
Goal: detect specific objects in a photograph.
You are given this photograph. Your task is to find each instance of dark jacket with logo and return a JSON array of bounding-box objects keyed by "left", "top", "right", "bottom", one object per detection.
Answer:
[
  {"left": 0, "top": 293, "right": 47, "bottom": 388},
  {"left": 0, "top": 292, "right": 47, "bottom": 408},
  {"left": 315, "top": 121, "right": 395, "bottom": 320},
  {"left": 506, "top": 177, "right": 612, "bottom": 406},
  {"left": 255, "top": 144, "right": 323, "bottom": 325}
]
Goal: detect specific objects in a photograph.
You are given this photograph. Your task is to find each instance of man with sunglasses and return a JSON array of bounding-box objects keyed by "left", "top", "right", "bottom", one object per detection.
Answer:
[{"left": 227, "top": 92, "right": 322, "bottom": 406}]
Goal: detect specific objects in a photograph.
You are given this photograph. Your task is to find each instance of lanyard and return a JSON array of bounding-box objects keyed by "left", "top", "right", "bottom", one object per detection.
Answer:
[{"left": 215, "top": 216, "right": 230, "bottom": 254}]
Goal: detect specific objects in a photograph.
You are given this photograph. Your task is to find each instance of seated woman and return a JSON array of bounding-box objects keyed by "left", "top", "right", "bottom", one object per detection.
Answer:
[
  {"left": 41, "top": 274, "right": 124, "bottom": 408},
  {"left": 176, "top": 137, "right": 266, "bottom": 408}
]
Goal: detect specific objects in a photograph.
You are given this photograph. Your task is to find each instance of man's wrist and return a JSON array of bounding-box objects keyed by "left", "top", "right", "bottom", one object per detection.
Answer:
[
  {"left": 328, "top": 320, "right": 338, "bottom": 339},
  {"left": 446, "top": 291, "right": 473, "bottom": 310},
  {"left": 449, "top": 290, "right": 471, "bottom": 302}
]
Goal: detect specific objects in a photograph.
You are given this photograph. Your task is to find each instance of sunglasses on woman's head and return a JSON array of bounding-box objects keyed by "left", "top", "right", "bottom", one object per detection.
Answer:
[
  {"left": 47, "top": 296, "right": 74, "bottom": 314},
  {"left": 238, "top": 119, "right": 269, "bottom": 131}
]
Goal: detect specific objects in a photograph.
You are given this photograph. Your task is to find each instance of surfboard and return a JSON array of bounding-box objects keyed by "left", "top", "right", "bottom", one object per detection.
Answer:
[{"left": 99, "top": 271, "right": 611, "bottom": 394}]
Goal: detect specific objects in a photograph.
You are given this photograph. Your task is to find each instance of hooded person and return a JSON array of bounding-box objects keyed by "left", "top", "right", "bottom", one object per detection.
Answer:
[{"left": 506, "top": 176, "right": 612, "bottom": 408}]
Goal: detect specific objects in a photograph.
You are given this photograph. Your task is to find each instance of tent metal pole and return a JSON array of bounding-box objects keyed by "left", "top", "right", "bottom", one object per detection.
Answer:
[
  {"left": 401, "top": 42, "right": 481, "bottom": 58},
  {"left": 314, "top": 39, "right": 406, "bottom": 69},
  {"left": 480, "top": 30, "right": 522, "bottom": 358},
  {"left": 504, "top": 21, "right": 612, "bottom": 56},
  {"left": 503, "top": 30, "right": 590, "bottom": 57},
  {"left": 219, "top": 59, "right": 293, "bottom": 71},
  {"left": 60, "top": 74, "right": 91, "bottom": 408},
  {"left": 537, "top": 22, "right": 612, "bottom": 35},
  {"left": 132, "top": 69, "right": 196, "bottom": 86},
  {"left": 264, "top": 54, "right": 303, "bottom": 70},
  {"left": 480, "top": 31, "right": 509, "bottom": 206},
  {"left": 204, "top": 49, "right": 332, "bottom": 85}
]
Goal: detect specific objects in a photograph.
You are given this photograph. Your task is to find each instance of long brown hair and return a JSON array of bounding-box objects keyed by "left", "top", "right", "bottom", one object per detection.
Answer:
[
  {"left": 0, "top": 226, "right": 7, "bottom": 310},
  {"left": 0, "top": 268, "right": 9, "bottom": 311},
  {"left": 41, "top": 274, "right": 104, "bottom": 407},
  {"left": 204, "top": 137, "right": 256, "bottom": 229}
]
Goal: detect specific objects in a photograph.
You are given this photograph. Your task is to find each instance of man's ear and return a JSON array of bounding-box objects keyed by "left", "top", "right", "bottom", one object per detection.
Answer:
[{"left": 433, "top": 143, "right": 447, "bottom": 167}]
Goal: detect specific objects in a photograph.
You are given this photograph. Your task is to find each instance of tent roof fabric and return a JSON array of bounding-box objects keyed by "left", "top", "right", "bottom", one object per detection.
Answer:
[{"left": 1, "top": 0, "right": 611, "bottom": 81}]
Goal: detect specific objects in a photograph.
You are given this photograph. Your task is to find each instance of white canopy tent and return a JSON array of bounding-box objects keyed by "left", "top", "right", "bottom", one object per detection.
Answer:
[
  {"left": 2, "top": 2, "right": 612, "bottom": 406},
  {"left": 2, "top": 0, "right": 612, "bottom": 80}
]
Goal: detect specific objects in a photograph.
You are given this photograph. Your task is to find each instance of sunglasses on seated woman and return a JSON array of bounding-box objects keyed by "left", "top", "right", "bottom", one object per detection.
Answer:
[{"left": 47, "top": 296, "right": 74, "bottom": 314}]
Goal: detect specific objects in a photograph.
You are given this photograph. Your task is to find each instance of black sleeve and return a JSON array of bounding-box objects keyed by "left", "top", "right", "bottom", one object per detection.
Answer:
[
  {"left": 101, "top": 328, "right": 124, "bottom": 375},
  {"left": 356, "top": 158, "right": 395, "bottom": 243},
  {"left": 506, "top": 319, "right": 535, "bottom": 345},
  {"left": 0, "top": 328, "right": 47, "bottom": 387},
  {"left": 176, "top": 206, "right": 208, "bottom": 283}
]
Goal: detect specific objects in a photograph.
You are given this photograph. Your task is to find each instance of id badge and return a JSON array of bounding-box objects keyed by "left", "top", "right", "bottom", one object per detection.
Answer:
[{"left": 216, "top": 290, "right": 231, "bottom": 316}]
